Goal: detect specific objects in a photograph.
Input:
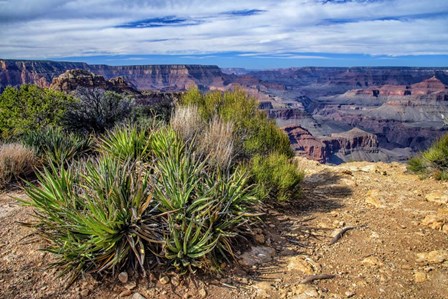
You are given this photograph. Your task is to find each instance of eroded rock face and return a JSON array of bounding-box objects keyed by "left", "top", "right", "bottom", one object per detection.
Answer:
[
  {"left": 50, "top": 69, "right": 138, "bottom": 93},
  {"left": 0, "top": 59, "right": 228, "bottom": 92},
  {"left": 285, "top": 126, "right": 379, "bottom": 163}
]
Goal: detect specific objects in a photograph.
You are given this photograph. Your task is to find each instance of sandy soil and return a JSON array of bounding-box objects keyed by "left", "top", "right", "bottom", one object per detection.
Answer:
[{"left": 1, "top": 159, "right": 447, "bottom": 299}]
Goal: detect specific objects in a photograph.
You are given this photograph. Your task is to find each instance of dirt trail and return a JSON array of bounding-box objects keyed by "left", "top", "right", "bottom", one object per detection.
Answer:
[{"left": 1, "top": 159, "right": 447, "bottom": 299}]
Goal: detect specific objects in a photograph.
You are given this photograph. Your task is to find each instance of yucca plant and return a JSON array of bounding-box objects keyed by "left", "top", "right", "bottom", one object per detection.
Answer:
[
  {"left": 98, "top": 125, "right": 152, "bottom": 162},
  {"left": 21, "top": 157, "right": 164, "bottom": 284},
  {"left": 21, "top": 127, "right": 93, "bottom": 167},
  {"left": 150, "top": 130, "right": 258, "bottom": 272}
]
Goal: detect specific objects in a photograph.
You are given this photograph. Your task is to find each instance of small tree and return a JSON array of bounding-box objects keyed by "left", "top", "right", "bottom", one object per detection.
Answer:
[
  {"left": 63, "top": 88, "right": 134, "bottom": 134},
  {"left": 0, "top": 85, "right": 73, "bottom": 139}
]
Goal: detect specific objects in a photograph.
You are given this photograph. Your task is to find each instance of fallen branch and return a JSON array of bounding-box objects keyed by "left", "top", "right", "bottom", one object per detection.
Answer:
[
  {"left": 300, "top": 274, "right": 335, "bottom": 284},
  {"left": 329, "top": 226, "right": 356, "bottom": 245}
]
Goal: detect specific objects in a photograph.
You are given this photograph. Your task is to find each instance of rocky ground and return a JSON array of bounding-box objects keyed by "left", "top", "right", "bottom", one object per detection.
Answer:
[{"left": 1, "top": 159, "right": 447, "bottom": 299}]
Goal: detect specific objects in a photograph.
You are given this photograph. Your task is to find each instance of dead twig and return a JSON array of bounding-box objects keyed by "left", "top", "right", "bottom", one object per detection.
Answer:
[
  {"left": 329, "top": 226, "right": 356, "bottom": 245},
  {"left": 300, "top": 274, "right": 335, "bottom": 284}
]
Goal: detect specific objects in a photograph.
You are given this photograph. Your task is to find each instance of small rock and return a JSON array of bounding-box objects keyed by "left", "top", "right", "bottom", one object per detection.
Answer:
[
  {"left": 80, "top": 289, "right": 90, "bottom": 297},
  {"left": 365, "top": 189, "right": 385, "bottom": 208},
  {"left": 416, "top": 250, "right": 448, "bottom": 264},
  {"left": 159, "top": 276, "right": 170, "bottom": 285},
  {"left": 118, "top": 272, "right": 129, "bottom": 284},
  {"left": 425, "top": 192, "right": 448, "bottom": 205},
  {"left": 119, "top": 289, "right": 132, "bottom": 297},
  {"left": 239, "top": 246, "right": 275, "bottom": 267},
  {"left": 131, "top": 293, "right": 147, "bottom": 299},
  {"left": 198, "top": 288, "right": 207, "bottom": 298},
  {"left": 254, "top": 233, "right": 266, "bottom": 244},
  {"left": 287, "top": 256, "right": 316, "bottom": 274},
  {"left": 125, "top": 282, "right": 137, "bottom": 290},
  {"left": 254, "top": 281, "right": 272, "bottom": 298},
  {"left": 361, "top": 256, "right": 384, "bottom": 268},
  {"left": 345, "top": 291, "right": 356, "bottom": 298},
  {"left": 414, "top": 271, "right": 427, "bottom": 283}
]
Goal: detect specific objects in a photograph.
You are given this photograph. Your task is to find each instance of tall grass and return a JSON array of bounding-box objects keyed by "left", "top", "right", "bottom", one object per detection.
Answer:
[
  {"left": 197, "top": 116, "right": 234, "bottom": 169},
  {"left": 0, "top": 143, "right": 38, "bottom": 189},
  {"left": 170, "top": 105, "right": 204, "bottom": 141}
]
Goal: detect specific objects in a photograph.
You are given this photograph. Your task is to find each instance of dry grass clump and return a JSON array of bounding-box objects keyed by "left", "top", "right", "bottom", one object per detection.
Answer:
[
  {"left": 170, "top": 105, "right": 204, "bottom": 141},
  {"left": 198, "top": 116, "right": 234, "bottom": 168},
  {"left": 0, "top": 143, "right": 38, "bottom": 189}
]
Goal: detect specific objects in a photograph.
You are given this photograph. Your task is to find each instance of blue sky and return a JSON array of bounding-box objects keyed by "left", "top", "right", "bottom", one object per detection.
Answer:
[{"left": 1, "top": 0, "right": 448, "bottom": 69}]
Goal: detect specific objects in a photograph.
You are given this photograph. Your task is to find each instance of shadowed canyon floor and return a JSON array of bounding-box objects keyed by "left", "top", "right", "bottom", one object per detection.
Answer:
[{"left": 1, "top": 159, "right": 448, "bottom": 298}]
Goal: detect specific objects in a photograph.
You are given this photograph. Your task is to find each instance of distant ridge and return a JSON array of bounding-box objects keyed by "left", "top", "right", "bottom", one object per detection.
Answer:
[{"left": 0, "top": 59, "right": 226, "bottom": 91}]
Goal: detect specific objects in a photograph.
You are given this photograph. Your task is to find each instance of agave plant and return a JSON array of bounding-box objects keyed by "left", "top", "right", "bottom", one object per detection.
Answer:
[{"left": 22, "top": 157, "right": 164, "bottom": 284}]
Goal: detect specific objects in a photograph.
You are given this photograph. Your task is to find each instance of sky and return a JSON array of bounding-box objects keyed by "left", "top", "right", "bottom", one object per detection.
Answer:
[{"left": 1, "top": 0, "right": 448, "bottom": 69}]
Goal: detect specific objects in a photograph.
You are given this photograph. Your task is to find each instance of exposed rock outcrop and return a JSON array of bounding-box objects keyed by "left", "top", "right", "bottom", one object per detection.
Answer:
[
  {"left": 0, "top": 59, "right": 228, "bottom": 92},
  {"left": 50, "top": 69, "right": 138, "bottom": 93},
  {"left": 285, "top": 126, "right": 379, "bottom": 163}
]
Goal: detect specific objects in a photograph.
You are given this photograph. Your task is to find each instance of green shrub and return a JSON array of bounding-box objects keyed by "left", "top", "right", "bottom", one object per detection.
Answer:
[
  {"left": 22, "top": 158, "right": 163, "bottom": 283},
  {"left": 98, "top": 125, "right": 151, "bottom": 162},
  {"left": 0, "top": 85, "right": 74, "bottom": 138},
  {"left": 179, "top": 88, "right": 293, "bottom": 161},
  {"left": 63, "top": 88, "right": 134, "bottom": 134},
  {"left": 150, "top": 131, "right": 258, "bottom": 271},
  {"left": 0, "top": 143, "right": 38, "bottom": 189},
  {"left": 250, "top": 153, "right": 304, "bottom": 201},
  {"left": 21, "top": 127, "right": 93, "bottom": 167},
  {"left": 408, "top": 134, "right": 448, "bottom": 180}
]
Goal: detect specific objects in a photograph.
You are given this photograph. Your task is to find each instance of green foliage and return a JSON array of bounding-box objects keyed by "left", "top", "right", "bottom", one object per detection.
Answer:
[
  {"left": 98, "top": 125, "right": 151, "bottom": 162},
  {"left": 22, "top": 158, "right": 163, "bottom": 283},
  {"left": 0, "top": 85, "right": 74, "bottom": 138},
  {"left": 250, "top": 152, "right": 304, "bottom": 201},
  {"left": 151, "top": 134, "right": 258, "bottom": 271},
  {"left": 63, "top": 88, "right": 134, "bottom": 134},
  {"left": 408, "top": 134, "right": 448, "bottom": 180},
  {"left": 21, "top": 127, "right": 93, "bottom": 167},
  {"left": 179, "top": 88, "right": 293, "bottom": 160}
]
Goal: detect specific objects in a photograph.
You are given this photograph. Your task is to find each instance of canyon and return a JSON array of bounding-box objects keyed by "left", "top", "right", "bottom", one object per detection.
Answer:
[{"left": 1, "top": 59, "right": 447, "bottom": 163}]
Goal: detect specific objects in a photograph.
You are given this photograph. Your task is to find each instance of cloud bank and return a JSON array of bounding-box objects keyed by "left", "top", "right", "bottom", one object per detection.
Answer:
[{"left": 0, "top": 0, "right": 447, "bottom": 64}]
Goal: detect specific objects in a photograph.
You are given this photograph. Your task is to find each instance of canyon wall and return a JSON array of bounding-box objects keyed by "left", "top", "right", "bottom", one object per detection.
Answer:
[{"left": 0, "top": 59, "right": 227, "bottom": 92}]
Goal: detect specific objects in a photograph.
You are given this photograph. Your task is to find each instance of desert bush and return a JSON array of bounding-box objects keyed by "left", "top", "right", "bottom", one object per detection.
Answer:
[
  {"left": 98, "top": 125, "right": 151, "bottom": 162},
  {"left": 0, "top": 85, "right": 74, "bottom": 138},
  {"left": 63, "top": 88, "right": 134, "bottom": 134},
  {"left": 150, "top": 130, "right": 258, "bottom": 271},
  {"left": 22, "top": 158, "right": 164, "bottom": 283},
  {"left": 0, "top": 143, "right": 38, "bottom": 189},
  {"left": 179, "top": 88, "right": 293, "bottom": 160},
  {"left": 249, "top": 152, "right": 304, "bottom": 201},
  {"left": 21, "top": 127, "right": 93, "bottom": 167},
  {"left": 408, "top": 134, "right": 448, "bottom": 180}
]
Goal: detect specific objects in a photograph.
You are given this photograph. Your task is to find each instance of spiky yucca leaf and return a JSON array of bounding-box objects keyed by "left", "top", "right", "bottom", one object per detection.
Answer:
[
  {"left": 97, "top": 125, "right": 151, "bottom": 162},
  {"left": 22, "top": 157, "right": 164, "bottom": 284},
  {"left": 21, "top": 127, "right": 92, "bottom": 167}
]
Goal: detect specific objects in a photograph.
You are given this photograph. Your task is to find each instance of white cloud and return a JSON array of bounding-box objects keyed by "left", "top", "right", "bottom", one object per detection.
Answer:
[{"left": 0, "top": 0, "right": 447, "bottom": 58}]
